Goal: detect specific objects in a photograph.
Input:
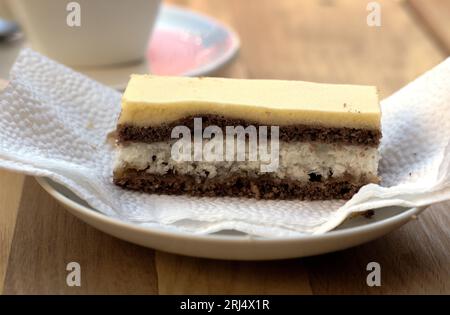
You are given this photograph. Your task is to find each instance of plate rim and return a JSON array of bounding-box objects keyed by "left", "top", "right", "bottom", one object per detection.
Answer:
[{"left": 35, "top": 176, "right": 426, "bottom": 245}]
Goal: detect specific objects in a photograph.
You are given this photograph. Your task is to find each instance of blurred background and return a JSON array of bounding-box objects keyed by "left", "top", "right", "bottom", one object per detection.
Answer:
[{"left": 0, "top": 0, "right": 448, "bottom": 97}]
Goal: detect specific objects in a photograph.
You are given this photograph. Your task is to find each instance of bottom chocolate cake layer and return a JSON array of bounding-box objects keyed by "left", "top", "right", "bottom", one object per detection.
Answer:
[{"left": 113, "top": 169, "right": 369, "bottom": 200}]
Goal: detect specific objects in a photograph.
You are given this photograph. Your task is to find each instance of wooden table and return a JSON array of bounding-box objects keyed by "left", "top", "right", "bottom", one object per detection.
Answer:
[{"left": 0, "top": 0, "right": 449, "bottom": 294}]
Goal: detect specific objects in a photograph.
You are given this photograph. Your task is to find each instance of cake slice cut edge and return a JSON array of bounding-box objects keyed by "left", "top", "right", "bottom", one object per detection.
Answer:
[{"left": 113, "top": 75, "right": 381, "bottom": 200}]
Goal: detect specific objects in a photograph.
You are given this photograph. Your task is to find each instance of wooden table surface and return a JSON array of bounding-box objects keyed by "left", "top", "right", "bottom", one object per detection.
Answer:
[{"left": 1, "top": 0, "right": 449, "bottom": 294}]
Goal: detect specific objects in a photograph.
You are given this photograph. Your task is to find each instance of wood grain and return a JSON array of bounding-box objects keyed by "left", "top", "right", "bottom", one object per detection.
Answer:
[
  {"left": 156, "top": 252, "right": 313, "bottom": 294},
  {"left": 3, "top": 178, "right": 158, "bottom": 294},
  {"left": 0, "top": 170, "right": 24, "bottom": 294},
  {"left": 304, "top": 204, "right": 450, "bottom": 294},
  {"left": 181, "top": 0, "right": 444, "bottom": 97},
  {"left": 0, "top": 0, "right": 449, "bottom": 294},
  {"left": 408, "top": 0, "right": 450, "bottom": 54}
]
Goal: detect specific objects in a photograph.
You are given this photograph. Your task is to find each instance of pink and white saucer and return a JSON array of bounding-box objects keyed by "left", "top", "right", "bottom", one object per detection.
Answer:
[{"left": 81, "top": 4, "right": 240, "bottom": 90}]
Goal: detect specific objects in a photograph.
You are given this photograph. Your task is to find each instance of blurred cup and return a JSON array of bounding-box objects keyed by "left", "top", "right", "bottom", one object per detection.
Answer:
[{"left": 0, "top": 0, "right": 161, "bottom": 67}]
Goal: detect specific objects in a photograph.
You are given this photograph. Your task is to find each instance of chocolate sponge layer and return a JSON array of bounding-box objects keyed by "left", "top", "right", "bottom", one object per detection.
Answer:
[
  {"left": 116, "top": 115, "right": 381, "bottom": 146},
  {"left": 113, "top": 168, "right": 370, "bottom": 200}
]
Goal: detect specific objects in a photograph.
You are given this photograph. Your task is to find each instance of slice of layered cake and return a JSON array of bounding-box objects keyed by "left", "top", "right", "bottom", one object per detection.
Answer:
[{"left": 113, "top": 75, "right": 381, "bottom": 200}]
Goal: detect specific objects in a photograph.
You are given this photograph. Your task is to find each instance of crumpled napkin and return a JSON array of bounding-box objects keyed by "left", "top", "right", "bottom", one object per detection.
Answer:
[{"left": 0, "top": 49, "right": 449, "bottom": 237}]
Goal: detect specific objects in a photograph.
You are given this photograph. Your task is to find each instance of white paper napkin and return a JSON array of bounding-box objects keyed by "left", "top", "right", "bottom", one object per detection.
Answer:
[{"left": 1, "top": 49, "right": 449, "bottom": 237}]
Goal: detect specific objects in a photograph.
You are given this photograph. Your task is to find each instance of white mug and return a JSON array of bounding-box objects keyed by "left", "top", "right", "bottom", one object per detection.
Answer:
[{"left": 0, "top": 0, "right": 161, "bottom": 67}]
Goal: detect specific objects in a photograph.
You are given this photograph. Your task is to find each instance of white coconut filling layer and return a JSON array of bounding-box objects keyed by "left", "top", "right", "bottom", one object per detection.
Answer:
[{"left": 114, "top": 141, "right": 379, "bottom": 182}]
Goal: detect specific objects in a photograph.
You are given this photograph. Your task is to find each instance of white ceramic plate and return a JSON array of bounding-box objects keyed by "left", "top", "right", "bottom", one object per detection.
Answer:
[
  {"left": 78, "top": 4, "right": 240, "bottom": 90},
  {"left": 36, "top": 177, "right": 425, "bottom": 260}
]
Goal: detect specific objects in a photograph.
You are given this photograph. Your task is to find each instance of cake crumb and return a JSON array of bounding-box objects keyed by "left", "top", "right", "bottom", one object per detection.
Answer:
[{"left": 250, "top": 182, "right": 261, "bottom": 199}]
